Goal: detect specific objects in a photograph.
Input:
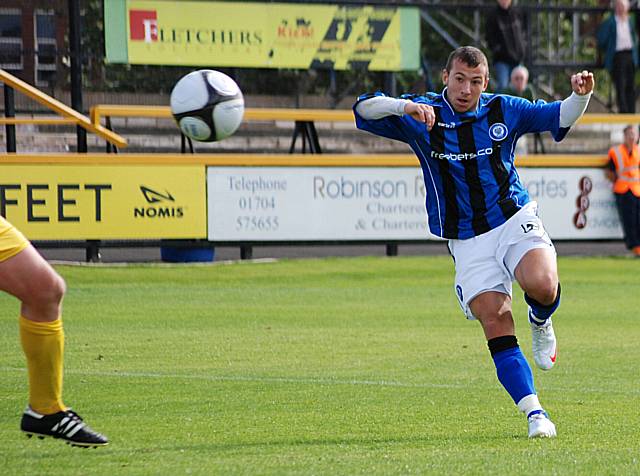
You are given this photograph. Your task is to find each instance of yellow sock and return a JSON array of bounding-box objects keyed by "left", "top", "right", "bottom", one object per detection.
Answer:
[{"left": 19, "top": 316, "right": 67, "bottom": 414}]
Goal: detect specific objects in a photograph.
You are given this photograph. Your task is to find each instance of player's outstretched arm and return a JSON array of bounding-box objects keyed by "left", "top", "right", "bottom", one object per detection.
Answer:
[
  {"left": 355, "top": 96, "right": 408, "bottom": 120},
  {"left": 559, "top": 71, "right": 594, "bottom": 128},
  {"left": 355, "top": 96, "right": 435, "bottom": 131}
]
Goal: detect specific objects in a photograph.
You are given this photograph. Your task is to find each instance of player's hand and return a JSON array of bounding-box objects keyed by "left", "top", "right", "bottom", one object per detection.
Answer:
[
  {"left": 404, "top": 102, "right": 435, "bottom": 131},
  {"left": 571, "top": 71, "right": 594, "bottom": 96}
]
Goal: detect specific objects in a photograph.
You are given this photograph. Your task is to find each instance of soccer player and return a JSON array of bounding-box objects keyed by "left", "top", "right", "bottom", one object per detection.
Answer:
[
  {"left": 0, "top": 216, "right": 108, "bottom": 447},
  {"left": 353, "top": 46, "right": 594, "bottom": 438}
]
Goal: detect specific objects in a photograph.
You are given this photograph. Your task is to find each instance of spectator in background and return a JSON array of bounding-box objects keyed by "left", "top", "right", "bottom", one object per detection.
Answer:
[
  {"left": 606, "top": 125, "right": 640, "bottom": 257},
  {"left": 500, "top": 65, "right": 537, "bottom": 156},
  {"left": 486, "top": 0, "right": 526, "bottom": 91},
  {"left": 597, "top": 0, "right": 638, "bottom": 113},
  {"left": 500, "top": 65, "right": 535, "bottom": 102}
]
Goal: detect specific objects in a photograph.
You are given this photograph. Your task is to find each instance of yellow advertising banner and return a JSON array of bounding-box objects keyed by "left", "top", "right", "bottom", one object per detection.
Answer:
[
  {"left": 0, "top": 165, "right": 206, "bottom": 240},
  {"left": 115, "top": 0, "right": 419, "bottom": 70}
]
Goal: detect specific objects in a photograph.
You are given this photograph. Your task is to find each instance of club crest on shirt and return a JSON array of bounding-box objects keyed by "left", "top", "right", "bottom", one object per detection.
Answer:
[{"left": 489, "top": 123, "right": 508, "bottom": 141}]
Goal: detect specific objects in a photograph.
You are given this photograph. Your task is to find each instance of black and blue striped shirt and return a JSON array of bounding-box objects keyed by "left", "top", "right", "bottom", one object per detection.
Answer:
[{"left": 354, "top": 90, "right": 568, "bottom": 239}]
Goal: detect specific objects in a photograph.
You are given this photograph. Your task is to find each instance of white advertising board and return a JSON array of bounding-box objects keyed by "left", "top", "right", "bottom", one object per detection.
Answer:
[
  {"left": 207, "top": 167, "right": 622, "bottom": 241},
  {"left": 518, "top": 168, "right": 622, "bottom": 239},
  {"left": 208, "top": 167, "right": 433, "bottom": 241}
]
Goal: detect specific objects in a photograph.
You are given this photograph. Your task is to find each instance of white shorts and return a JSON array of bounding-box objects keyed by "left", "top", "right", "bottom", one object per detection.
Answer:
[{"left": 447, "top": 201, "right": 555, "bottom": 320}]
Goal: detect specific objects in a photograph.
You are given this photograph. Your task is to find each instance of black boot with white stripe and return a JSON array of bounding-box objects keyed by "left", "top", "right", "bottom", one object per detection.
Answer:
[{"left": 21, "top": 407, "right": 109, "bottom": 448}]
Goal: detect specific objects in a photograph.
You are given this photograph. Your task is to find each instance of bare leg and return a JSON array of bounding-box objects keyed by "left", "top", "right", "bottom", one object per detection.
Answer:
[
  {"left": 469, "top": 291, "right": 514, "bottom": 339},
  {"left": 515, "top": 248, "right": 558, "bottom": 306},
  {"left": 515, "top": 247, "right": 559, "bottom": 370},
  {"left": 0, "top": 245, "right": 65, "bottom": 322}
]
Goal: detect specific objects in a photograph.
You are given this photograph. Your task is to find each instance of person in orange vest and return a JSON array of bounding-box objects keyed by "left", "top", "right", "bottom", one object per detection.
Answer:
[{"left": 606, "top": 124, "right": 640, "bottom": 256}]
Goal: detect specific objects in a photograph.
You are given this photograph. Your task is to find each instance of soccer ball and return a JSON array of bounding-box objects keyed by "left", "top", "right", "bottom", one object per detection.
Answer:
[{"left": 170, "top": 70, "right": 244, "bottom": 142}]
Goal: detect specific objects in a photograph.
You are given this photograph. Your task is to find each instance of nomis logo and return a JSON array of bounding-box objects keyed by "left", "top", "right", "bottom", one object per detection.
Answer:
[
  {"left": 437, "top": 121, "right": 456, "bottom": 129},
  {"left": 140, "top": 186, "right": 174, "bottom": 203},
  {"left": 135, "top": 185, "right": 183, "bottom": 219}
]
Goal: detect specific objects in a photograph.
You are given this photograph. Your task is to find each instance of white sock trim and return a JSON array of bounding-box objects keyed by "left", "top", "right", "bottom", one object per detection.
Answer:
[
  {"left": 517, "top": 394, "right": 543, "bottom": 416},
  {"left": 529, "top": 312, "right": 545, "bottom": 324}
]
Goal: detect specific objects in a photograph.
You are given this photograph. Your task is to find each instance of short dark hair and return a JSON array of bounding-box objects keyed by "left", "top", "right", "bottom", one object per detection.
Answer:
[
  {"left": 445, "top": 46, "right": 489, "bottom": 74},
  {"left": 623, "top": 124, "right": 635, "bottom": 134}
]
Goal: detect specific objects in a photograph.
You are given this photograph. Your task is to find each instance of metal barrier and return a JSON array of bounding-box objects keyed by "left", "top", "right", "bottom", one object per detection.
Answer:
[
  {"left": 90, "top": 104, "right": 353, "bottom": 154},
  {"left": 0, "top": 69, "right": 127, "bottom": 151},
  {"left": 88, "top": 103, "right": 640, "bottom": 157}
]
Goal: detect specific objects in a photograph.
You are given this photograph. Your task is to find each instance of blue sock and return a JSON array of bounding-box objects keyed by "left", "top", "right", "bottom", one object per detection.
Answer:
[
  {"left": 488, "top": 336, "right": 536, "bottom": 404},
  {"left": 525, "top": 283, "right": 561, "bottom": 325}
]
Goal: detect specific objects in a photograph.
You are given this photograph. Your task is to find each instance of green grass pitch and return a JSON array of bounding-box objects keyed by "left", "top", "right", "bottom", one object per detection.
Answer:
[{"left": 0, "top": 256, "right": 638, "bottom": 475}]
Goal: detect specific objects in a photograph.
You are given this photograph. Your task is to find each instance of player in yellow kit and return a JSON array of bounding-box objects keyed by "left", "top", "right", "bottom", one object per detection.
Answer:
[{"left": 0, "top": 216, "right": 108, "bottom": 447}]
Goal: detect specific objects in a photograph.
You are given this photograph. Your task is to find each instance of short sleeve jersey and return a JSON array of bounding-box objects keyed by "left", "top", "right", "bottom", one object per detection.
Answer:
[{"left": 353, "top": 90, "right": 568, "bottom": 239}]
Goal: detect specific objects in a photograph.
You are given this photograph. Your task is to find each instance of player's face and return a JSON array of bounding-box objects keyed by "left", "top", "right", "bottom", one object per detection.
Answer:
[{"left": 442, "top": 59, "right": 489, "bottom": 113}]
